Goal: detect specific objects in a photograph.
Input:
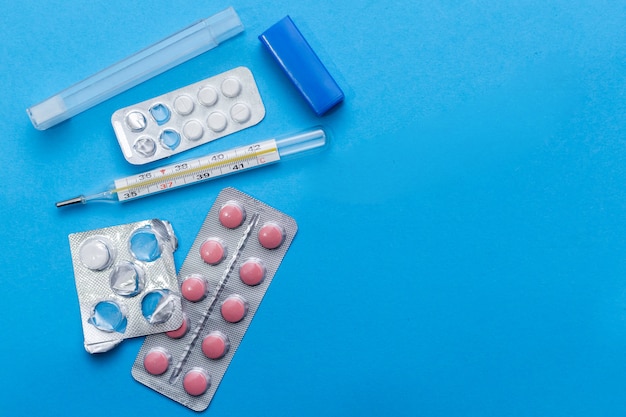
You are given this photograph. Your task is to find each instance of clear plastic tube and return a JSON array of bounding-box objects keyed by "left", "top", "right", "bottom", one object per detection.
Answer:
[
  {"left": 275, "top": 127, "right": 328, "bottom": 157},
  {"left": 56, "top": 126, "right": 328, "bottom": 207},
  {"left": 27, "top": 7, "right": 243, "bottom": 130}
]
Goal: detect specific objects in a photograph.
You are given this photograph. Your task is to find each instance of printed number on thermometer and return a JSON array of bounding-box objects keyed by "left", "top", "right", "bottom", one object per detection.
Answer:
[{"left": 114, "top": 140, "right": 280, "bottom": 202}]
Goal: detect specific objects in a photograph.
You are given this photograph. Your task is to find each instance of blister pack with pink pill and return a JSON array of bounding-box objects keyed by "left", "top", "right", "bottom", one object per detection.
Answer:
[
  {"left": 111, "top": 66, "right": 265, "bottom": 165},
  {"left": 68, "top": 219, "right": 184, "bottom": 353},
  {"left": 132, "top": 187, "right": 297, "bottom": 411}
]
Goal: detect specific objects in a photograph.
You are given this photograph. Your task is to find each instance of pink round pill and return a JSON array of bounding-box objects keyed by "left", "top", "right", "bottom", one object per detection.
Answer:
[
  {"left": 221, "top": 295, "right": 248, "bottom": 323},
  {"left": 201, "top": 331, "right": 230, "bottom": 360},
  {"left": 219, "top": 201, "right": 246, "bottom": 229},
  {"left": 183, "top": 368, "right": 210, "bottom": 396},
  {"left": 181, "top": 275, "right": 207, "bottom": 302},
  {"left": 143, "top": 348, "right": 171, "bottom": 375},
  {"left": 258, "top": 222, "right": 285, "bottom": 249},
  {"left": 239, "top": 258, "right": 266, "bottom": 286},
  {"left": 166, "top": 313, "right": 189, "bottom": 339},
  {"left": 199, "top": 238, "right": 226, "bottom": 265}
]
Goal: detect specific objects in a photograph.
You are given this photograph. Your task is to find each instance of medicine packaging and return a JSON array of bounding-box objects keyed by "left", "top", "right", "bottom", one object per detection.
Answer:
[
  {"left": 132, "top": 188, "right": 297, "bottom": 410},
  {"left": 111, "top": 67, "right": 265, "bottom": 165},
  {"left": 68, "top": 219, "right": 184, "bottom": 353}
]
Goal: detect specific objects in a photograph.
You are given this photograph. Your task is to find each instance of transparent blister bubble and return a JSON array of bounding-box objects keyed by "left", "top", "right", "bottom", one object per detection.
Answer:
[
  {"left": 144, "top": 347, "right": 172, "bottom": 376},
  {"left": 199, "top": 237, "right": 227, "bottom": 265},
  {"left": 110, "top": 261, "right": 145, "bottom": 297},
  {"left": 130, "top": 227, "right": 162, "bottom": 262},
  {"left": 141, "top": 289, "right": 178, "bottom": 324},
  {"left": 79, "top": 236, "right": 116, "bottom": 271},
  {"left": 88, "top": 300, "right": 128, "bottom": 333}
]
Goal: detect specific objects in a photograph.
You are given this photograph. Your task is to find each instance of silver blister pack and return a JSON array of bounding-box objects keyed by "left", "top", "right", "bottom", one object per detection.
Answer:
[
  {"left": 111, "top": 67, "right": 265, "bottom": 165},
  {"left": 68, "top": 219, "right": 184, "bottom": 353},
  {"left": 132, "top": 188, "right": 298, "bottom": 411}
]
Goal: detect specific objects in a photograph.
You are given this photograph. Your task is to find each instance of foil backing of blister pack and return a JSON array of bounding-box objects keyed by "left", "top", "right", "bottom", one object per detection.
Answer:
[
  {"left": 111, "top": 66, "right": 265, "bottom": 165},
  {"left": 69, "top": 219, "right": 184, "bottom": 353},
  {"left": 132, "top": 188, "right": 298, "bottom": 411}
]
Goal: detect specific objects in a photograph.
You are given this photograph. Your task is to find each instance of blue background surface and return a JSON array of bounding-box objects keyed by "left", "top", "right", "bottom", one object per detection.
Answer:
[{"left": 2, "top": 1, "right": 626, "bottom": 416}]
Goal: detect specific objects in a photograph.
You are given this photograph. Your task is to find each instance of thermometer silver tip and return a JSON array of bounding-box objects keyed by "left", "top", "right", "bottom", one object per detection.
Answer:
[{"left": 56, "top": 196, "right": 85, "bottom": 208}]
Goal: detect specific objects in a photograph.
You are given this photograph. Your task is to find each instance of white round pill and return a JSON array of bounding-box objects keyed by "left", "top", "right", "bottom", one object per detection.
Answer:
[
  {"left": 79, "top": 237, "right": 114, "bottom": 271},
  {"left": 221, "top": 78, "right": 241, "bottom": 98},
  {"left": 183, "top": 120, "right": 204, "bottom": 141},
  {"left": 198, "top": 86, "right": 218, "bottom": 107},
  {"left": 230, "top": 103, "right": 251, "bottom": 124},
  {"left": 173, "top": 95, "right": 194, "bottom": 115},
  {"left": 125, "top": 111, "right": 147, "bottom": 132},
  {"left": 207, "top": 112, "right": 227, "bottom": 132}
]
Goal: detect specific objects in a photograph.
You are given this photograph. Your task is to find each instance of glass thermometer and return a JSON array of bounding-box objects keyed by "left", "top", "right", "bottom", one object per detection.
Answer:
[{"left": 56, "top": 126, "right": 327, "bottom": 207}]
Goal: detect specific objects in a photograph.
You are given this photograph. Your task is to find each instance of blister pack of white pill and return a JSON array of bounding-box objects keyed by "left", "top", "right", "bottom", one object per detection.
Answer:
[
  {"left": 68, "top": 219, "right": 184, "bottom": 353},
  {"left": 111, "top": 67, "right": 265, "bottom": 165},
  {"left": 132, "top": 188, "right": 297, "bottom": 411}
]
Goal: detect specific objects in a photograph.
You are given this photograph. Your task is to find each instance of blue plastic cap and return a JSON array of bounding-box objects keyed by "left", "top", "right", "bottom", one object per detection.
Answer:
[{"left": 259, "top": 16, "right": 344, "bottom": 116}]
